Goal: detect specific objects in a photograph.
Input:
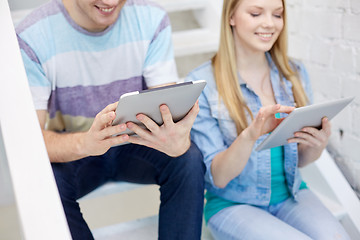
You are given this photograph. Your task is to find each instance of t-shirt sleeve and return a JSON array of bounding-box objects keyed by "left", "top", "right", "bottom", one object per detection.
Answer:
[
  {"left": 143, "top": 13, "right": 178, "bottom": 87},
  {"left": 17, "top": 35, "right": 51, "bottom": 110}
]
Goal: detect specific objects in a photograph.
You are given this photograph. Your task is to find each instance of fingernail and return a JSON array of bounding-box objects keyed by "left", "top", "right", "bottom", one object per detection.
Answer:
[{"left": 136, "top": 115, "right": 143, "bottom": 120}]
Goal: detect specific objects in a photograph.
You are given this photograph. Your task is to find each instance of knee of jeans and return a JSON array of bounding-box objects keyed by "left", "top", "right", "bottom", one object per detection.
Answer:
[
  {"left": 173, "top": 142, "right": 205, "bottom": 179},
  {"left": 310, "top": 225, "right": 351, "bottom": 240}
]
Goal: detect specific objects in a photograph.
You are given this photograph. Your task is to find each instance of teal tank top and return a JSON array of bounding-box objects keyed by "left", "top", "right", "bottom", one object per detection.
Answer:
[{"left": 204, "top": 146, "right": 307, "bottom": 224}]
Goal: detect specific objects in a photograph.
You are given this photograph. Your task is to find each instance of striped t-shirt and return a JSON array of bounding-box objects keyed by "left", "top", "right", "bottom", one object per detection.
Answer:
[{"left": 16, "top": 0, "right": 178, "bottom": 133}]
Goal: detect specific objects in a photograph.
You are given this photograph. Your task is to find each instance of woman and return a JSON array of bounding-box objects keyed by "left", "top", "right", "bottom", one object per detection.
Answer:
[{"left": 185, "top": 0, "right": 351, "bottom": 239}]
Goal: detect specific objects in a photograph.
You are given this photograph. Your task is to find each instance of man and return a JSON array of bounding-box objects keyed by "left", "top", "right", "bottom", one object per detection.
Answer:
[{"left": 16, "top": 0, "right": 205, "bottom": 239}]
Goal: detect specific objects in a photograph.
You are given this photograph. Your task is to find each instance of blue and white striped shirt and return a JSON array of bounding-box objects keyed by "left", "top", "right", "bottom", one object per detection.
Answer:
[{"left": 17, "top": 0, "right": 178, "bottom": 132}]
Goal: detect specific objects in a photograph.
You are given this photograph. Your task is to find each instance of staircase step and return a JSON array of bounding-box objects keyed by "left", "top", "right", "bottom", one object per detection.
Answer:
[
  {"left": 312, "top": 190, "right": 347, "bottom": 220},
  {"left": 153, "top": 0, "right": 207, "bottom": 13},
  {"left": 173, "top": 28, "right": 218, "bottom": 57},
  {"left": 92, "top": 215, "right": 214, "bottom": 240},
  {"left": 92, "top": 215, "right": 158, "bottom": 240},
  {"left": 79, "top": 184, "right": 160, "bottom": 230},
  {"left": 79, "top": 182, "right": 145, "bottom": 200},
  {"left": 89, "top": 188, "right": 346, "bottom": 240}
]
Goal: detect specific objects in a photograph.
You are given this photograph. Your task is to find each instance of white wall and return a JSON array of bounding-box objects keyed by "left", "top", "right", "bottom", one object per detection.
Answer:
[{"left": 287, "top": 0, "right": 360, "bottom": 197}]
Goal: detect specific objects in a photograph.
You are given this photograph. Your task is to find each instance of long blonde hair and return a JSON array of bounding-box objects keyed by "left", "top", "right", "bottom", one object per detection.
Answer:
[{"left": 212, "top": 0, "right": 308, "bottom": 134}]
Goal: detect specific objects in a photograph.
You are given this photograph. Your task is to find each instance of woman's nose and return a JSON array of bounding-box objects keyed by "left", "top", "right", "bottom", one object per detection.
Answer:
[{"left": 262, "top": 14, "right": 275, "bottom": 28}]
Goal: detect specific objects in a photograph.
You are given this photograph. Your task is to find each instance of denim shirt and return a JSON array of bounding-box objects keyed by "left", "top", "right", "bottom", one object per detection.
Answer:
[{"left": 185, "top": 53, "right": 313, "bottom": 206}]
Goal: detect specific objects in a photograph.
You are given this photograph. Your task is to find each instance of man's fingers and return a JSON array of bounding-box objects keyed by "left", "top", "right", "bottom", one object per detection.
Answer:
[
  {"left": 178, "top": 101, "right": 199, "bottom": 127},
  {"left": 103, "top": 134, "right": 129, "bottom": 147},
  {"left": 93, "top": 102, "right": 119, "bottom": 131},
  {"left": 100, "top": 123, "right": 127, "bottom": 139},
  {"left": 127, "top": 121, "right": 156, "bottom": 142},
  {"left": 127, "top": 135, "right": 153, "bottom": 148},
  {"left": 93, "top": 111, "right": 116, "bottom": 131},
  {"left": 160, "top": 104, "right": 174, "bottom": 127},
  {"left": 99, "top": 102, "right": 118, "bottom": 115},
  {"left": 136, "top": 114, "right": 160, "bottom": 133}
]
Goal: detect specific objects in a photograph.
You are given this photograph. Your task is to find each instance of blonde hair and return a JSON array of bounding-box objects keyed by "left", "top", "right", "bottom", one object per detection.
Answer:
[{"left": 212, "top": 0, "right": 308, "bottom": 134}]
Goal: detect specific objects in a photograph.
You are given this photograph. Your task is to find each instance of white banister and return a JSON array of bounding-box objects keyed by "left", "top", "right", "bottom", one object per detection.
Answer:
[
  {"left": 0, "top": 0, "right": 71, "bottom": 239},
  {"left": 301, "top": 150, "right": 360, "bottom": 239}
]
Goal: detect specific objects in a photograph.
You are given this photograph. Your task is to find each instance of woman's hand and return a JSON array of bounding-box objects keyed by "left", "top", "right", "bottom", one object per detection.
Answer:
[
  {"left": 210, "top": 104, "right": 293, "bottom": 188},
  {"left": 126, "top": 101, "right": 199, "bottom": 157},
  {"left": 243, "top": 104, "right": 295, "bottom": 141},
  {"left": 289, "top": 117, "right": 331, "bottom": 167}
]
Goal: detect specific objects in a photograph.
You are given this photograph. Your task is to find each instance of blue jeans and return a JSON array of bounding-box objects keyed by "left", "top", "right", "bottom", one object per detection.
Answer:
[
  {"left": 208, "top": 189, "right": 350, "bottom": 240},
  {"left": 52, "top": 142, "right": 205, "bottom": 240}
]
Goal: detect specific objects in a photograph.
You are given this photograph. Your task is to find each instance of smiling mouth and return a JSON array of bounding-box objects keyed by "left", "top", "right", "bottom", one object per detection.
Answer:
[
  {"left": 96, "top": 6, "right": 115, "bottom": 13},
  {"left": 256, "top": 33, "right": 273, "bottom": 38}
]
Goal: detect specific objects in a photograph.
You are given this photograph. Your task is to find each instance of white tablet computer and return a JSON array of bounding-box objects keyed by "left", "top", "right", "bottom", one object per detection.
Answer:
[
  {"left": 256, "top": 97, "right": 354, "bottom": 151},
  {"left": 112, "top": 80, "right": 206, "bottom": 136}
]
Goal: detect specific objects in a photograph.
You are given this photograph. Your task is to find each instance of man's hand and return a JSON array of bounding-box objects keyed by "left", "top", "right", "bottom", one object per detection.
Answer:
[
  {"left": 80, "top": 102, "right": 129, "bottom": 156},
  {"left": 126, "top": 101, "right": 200, "bottom": 157}
]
